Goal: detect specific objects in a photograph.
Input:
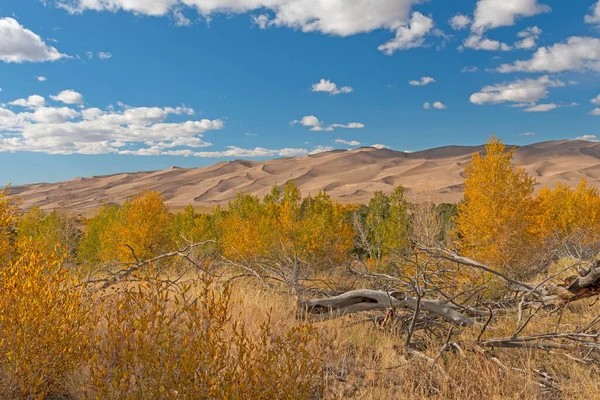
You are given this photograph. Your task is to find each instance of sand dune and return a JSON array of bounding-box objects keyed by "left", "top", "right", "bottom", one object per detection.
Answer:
[{"left": 11, "top": 140, "right": 600, "bottom": 214}]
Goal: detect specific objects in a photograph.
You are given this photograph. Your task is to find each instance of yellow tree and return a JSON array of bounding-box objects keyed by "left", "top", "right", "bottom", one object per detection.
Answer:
[
  {"left": 455, "top": 136, "right": 539, "bottom": 276},
  {"left": 537, "top": 179, "right": 600, "bottom": 260}
]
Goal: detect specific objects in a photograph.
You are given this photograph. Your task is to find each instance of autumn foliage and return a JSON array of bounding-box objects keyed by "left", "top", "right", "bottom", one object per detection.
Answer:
[{"left": 2, "top": 136, "right": 600, "bottom": 398}]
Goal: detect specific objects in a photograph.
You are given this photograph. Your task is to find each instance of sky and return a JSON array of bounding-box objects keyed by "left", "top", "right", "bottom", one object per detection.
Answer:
[{"left": 1, "top": 0, "right": 600, "bottom": 185}]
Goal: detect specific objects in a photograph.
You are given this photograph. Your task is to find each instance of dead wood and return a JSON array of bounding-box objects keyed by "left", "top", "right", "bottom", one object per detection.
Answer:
[{"left": 300, "top": 289, "right": 474, "bottom": 326}]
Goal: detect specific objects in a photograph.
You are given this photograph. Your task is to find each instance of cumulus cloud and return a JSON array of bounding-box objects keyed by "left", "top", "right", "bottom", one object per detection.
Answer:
[
  {"left": 334, "top": 138, "right": 360, "bottom": 146},
  {"left": 469, "top": 75, "right": 564, "bottom": 106},
  {"left": 462, "top": 34, "right": 512, "bottom": 51},
  {"left": 519, "top": 132, "right": 536, "bottom": 136},
  {"left": 498, "top": 37, "right": 600, "bottom": 73},
  {"left": 574, "top": 135, "right": 598, "bottom": 141},
  {"left": 0, "top": 17, "right": 68, "bottom": 63},
  {"left": 0, "top": 93, "right": 225, "bottom": 155},
  {"left": 592, "top": 94, "right": 600, "bottom": 105},
  {"left": 378, "top": 12, "right": 435, "bottom": 55},
  {"left": 311, "top": 79, "right": 353, "bottom": 95},
  {"left": 515, "top": 26, "right": 542, "bottom": 50},
  {"left": 449, "top": 14, "right": 471, "bottom": 30},
  {"left": 290, "top": 115, "right": 365, "bottom": 131},
  {"left": 55, "top": 0, "right": 428, "bottom": 52},
  {"left": 424, "top": 101, "right": 446, "bottom": 110},
  {"left": 36, "top": 76, "right": 47, "bottom": 82},
  {"left": 585, "top": 1, "right": 600, "bottom": 24},
  {"left": 371, "top": 144, "right": 390, "bottom": 149},
  {"left": 50, "top": 90, "right": 84, "bottom": 105},
  {"left": 251, "top": 14, "right": 269, "bottom": 29},
  {"left": 409, "top": 76, "right": 435, "bottom": 86},
  {"left": 97, "top": 51, "right": 112, "bottom": 59},
  {"left": 471, "top": 0, "right": 550, "bottom": 33},
  {"left": 309, "top": 145, "right": 334, "bottom": 154},
  {"left": 461, "top": 66, "right": 478, "bottom": 73},
  {"left": 522, "top": 103, "right": 557, "bottom": 112},
  {"left": 9, "top": 94, "right": 46, "bottom": 109}
]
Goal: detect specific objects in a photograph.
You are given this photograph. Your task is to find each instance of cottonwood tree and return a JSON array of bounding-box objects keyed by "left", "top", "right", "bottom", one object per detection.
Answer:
[{"left": 455, "top": 136, "right": 540, "bottom": 278}]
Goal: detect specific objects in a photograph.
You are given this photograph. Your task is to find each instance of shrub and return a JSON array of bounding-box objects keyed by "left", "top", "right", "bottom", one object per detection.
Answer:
[
  {"left": 0, "top": 243, "right": 94, "bottom": 399},
  {"left": 88, "top": 268, "right": 324, "bottom": 399}
]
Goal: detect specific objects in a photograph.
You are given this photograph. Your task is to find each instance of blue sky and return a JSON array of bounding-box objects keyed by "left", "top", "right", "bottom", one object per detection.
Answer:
[{"left": 1, "top": 0, "right": 600, "bottom": 185}]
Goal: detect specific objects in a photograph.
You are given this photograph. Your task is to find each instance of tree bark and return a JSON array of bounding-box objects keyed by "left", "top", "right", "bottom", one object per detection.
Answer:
[{"left": 300, "top": 289, "right": 474, "bottom": 326}]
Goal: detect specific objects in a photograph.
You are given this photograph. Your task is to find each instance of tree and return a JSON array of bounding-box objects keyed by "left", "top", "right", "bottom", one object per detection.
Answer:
[
  {"left": 454, "top": 136, "right": 539, "bottom": 277},
  {"left": 16, "top": 207, "right": 81, "bottom": 262},
  {"left": 352, "top": 186, "right": 409, "bottom": 268},
  {"left": 537, "top": 179, "right": 600, "bottom": 261},
  {"left": 79, "top": 191, "right": 174, "bottom": 265}
]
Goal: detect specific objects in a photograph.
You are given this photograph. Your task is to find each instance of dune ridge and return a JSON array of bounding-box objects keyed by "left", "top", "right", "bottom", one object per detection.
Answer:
[{"left": 11, "top": 140, "right": 600, "bottom": 214}]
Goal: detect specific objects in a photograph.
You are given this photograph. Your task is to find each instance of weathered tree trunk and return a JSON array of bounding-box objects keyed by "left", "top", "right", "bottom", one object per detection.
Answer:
[
  {"left": 542, "top": 261, "right": 600, "bottom": 305},
  {"left": 300, "top": 289, "right": 474, "bottom": 326}
]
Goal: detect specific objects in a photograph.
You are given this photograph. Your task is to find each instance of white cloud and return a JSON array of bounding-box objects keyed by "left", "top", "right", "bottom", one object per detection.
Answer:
[
  {"left": 36, "top": 76, "right": 47, "bottom": 82},
  {"left": 251, "top": 14, "right": 269, "bottom": 29},
  {"left": 0, "top": 17, "right": 67, "bottom": 63},
  {"left": 522, "top": 103, "right": 557, "bottom": 112},
  {"left": 470, "top": 75, "right": 564, "bottom": 106},
  {"left": 172, "top": 9, "right": 191, "bottom": 26},
  {"left": 9, "top": 94, "right": 46, "bottom": 108},
  {"left": 585, "top": 1, "right": 600, "bottom": 24},
  {"left": 462, "top": 34, "right": 512, "bottom": 51},
  {"left": 50, "top": 90, "right": 84, "bottom": 105},
  {"left": 515, "top": 26, "right": 541, "bottom": 50},
  {"left": 591, "top": 94, "right": 600, "bottom": 105},
  {"left": 0, "top": 95, "right": 225, "bottom": 155},
  {"left": 56, "top": 0, "right": 426, "bottom": 53},
  {"left": 378, "top": 12, "right": 434, "bottom": 55},
  {"left": 590, "top": 108, "right": 600, "bottom": 116},
  {"left": 330, "top": 122, "right": 365, "bottom": 129},
  {"left": 409, "top": 76, "right": 435, "bottom": 86},
  {"left": 449, "top": 13, "right": 471, "bottom": 30},
  {"left": 309, "top": 145, "right": 333, "bottom": 154},
  {"left": 290, "top": 115, "right": 365, "bottom": 131},
  {"left": 574, "top": 135, "right": 598, "bottom": 141},
  {"left": 461, "top": 66, "right": 478, "bottom": 73},
  {"left": 371, "top": 144, "right": 390, "bottom": 149},
  {"left": 424, "top": 101, "right": 446, "bottom": 110},
  {"left": 311, "top": 79, "right": 353, "bottom": 95},
  {"left": 471, "top": 0, "right": 550, "bottom": 33},
  {"left": 97, "top": 51, "right": 112, "bottom": 59},
  {"left": 519, "top": 132, "right": 536, "bottom": 136},
  {"left": 498, "top": 37, "right": 600, "bottom": 73},
  {"left": 335, "top": 138, "right": 360, "bottom": 146}
]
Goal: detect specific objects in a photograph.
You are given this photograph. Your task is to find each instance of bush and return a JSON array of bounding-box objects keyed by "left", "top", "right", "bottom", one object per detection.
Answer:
[
  {"left": 88, "top": 268, "right": 324, "bottom": 399},
  {"left": 0, "top": 243, "right": 95, "bottom": 399}
]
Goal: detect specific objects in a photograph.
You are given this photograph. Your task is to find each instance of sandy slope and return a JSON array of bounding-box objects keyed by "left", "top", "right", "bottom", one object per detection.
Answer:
[{"left": 11, "top": 140, "right": 600, "bottom": 214}]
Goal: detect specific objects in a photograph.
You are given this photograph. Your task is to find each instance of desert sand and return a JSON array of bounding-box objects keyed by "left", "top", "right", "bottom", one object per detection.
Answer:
[{"left": 11, "top": 140, "right": 600, "bottom": 214}]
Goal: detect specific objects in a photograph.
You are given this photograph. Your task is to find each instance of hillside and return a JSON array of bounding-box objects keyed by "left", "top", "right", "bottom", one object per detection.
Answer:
[{"left": 11, "top": 140, "right": 600, "bottom": 213}]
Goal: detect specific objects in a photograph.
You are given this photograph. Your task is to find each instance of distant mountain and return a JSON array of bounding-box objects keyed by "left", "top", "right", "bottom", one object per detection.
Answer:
[{"left": 11, "top": 140, "right": 600, "bottom": 214}]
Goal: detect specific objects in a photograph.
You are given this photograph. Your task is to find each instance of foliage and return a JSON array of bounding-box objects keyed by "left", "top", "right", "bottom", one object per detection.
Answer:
[
  {"left": 353, "top": 186, "right": 409, "bottom": 268},
  {"left": 78, "top": 204, "right": 120, "bottom": 266},
  {"left": 454, "top": 136, "right": 540, "bottom": 276},
  {"left": 88, "top": 268, "right": 323, "bottom": 399},
  {"left": 0, "top": 243, "right": 94, "bottom": 399},
  {"left": 79, "top": 192, "right": 174, "bottom": 265},
  {"left": 16, "top": 207, "right": 81, "bottom": 262},
  {"left": 0, "top": 186, "right": 20, "bottom": 263},
  {"left": 537, "top": 179, "right": 600, "bottom": 260}
]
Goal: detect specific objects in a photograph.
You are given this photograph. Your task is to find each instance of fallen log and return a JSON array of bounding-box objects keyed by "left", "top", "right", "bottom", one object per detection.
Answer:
[
  {"left": 542, "top": 261, "right": 600, "bottom": 305},
  {"left": 300, "top": 289, "right": 474, "bottom": 326}
]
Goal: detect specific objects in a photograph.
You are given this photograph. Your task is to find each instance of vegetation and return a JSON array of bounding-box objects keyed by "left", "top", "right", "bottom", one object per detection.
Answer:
[{"left": 2, "top": 135, "right": 600, "bottom": 398}]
